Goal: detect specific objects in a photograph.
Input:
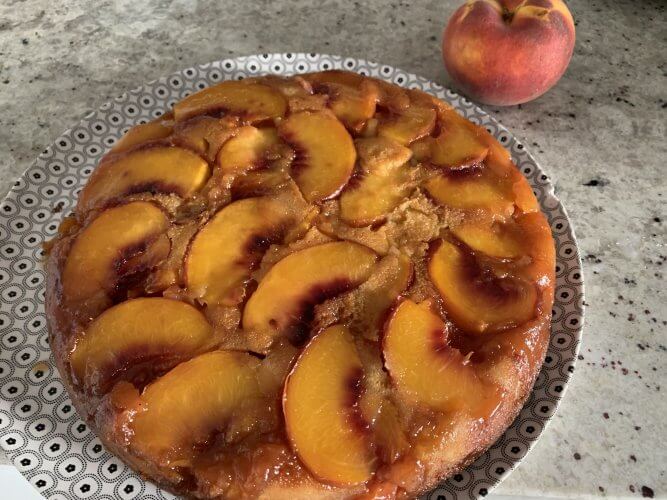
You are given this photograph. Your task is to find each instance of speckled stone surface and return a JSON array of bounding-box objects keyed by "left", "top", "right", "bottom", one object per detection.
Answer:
[{"left": 0, "top": 0, "right": 664, "bottom": 498}]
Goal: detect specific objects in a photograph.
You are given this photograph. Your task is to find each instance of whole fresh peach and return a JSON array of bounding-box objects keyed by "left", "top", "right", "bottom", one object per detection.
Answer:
[{"left": 442, "top": 0, "right": 575, "bottom": 105}]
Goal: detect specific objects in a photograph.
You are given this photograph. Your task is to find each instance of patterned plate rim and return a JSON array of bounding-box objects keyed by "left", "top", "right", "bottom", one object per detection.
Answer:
[{"left": 0, "top": 53, "right": 584, "bottom": 500}]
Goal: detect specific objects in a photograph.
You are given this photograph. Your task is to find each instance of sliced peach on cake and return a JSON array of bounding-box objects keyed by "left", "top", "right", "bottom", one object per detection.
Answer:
[
  {"left": 383, "top": 299, "right": 499, "bottom": 416},
  {"left": 70, "top": 298, "right": 213, "bottom": 394},
  {"left": 62, "top": 201, "right": 170, "bottom": 306},
  {"left": 173, "top": 80, "right": 287, "bottom": 122},
  {"left": 283, "top": 325, "right": 375, "bottom": 485},
  {"left": 451, "top": 214, "right": 554, "bottom": 275},
  {"left": 242, "top": 241, "right": 377, "bottom": 345},
  {"left": 217, "top": 126, "right": 281, "bottom": 175},
  {"left": 425, "top": 166, "right": 515, "bottom": 220},
  {"left": 514, "top": 212, "right": 556, "bottom": 281},
  {"left": 230, "top": 167, "right": 291, "bottom": 199},
  {"left": 185, "top": 197, "right": 301, "bottom": 306},
  {"left": 428, "top": 239, "right": 537, "bottom": 334},
  {"left": 428, "top": 108, "right": 489, "bottom": 168},
  {"left": 111, "top": 113, "right": 174, "bottom": 154},
  {"left": 354, "top": 253, "right": 414, "bottom": 340},
  {"left": 377, "top": 97, "right": 436, "bottom": 146},
  {"left": 303, "top": 70, "right": 366, "bottom": 88},
  {"left": 278, "top": 111, "right": 356, "bottom": 202},
  {"left": 305, "top": 71, "right": 379, "bottom": 131},
  {"left": 129, "top": 350, "right": 262, "bottom": 465},
  {"left": 172, "top": 115, "right": 238, "bottom": 162},
  {"left": 78, "top": 146, "right": 210, "bottom": 213},
  {"left": 339, "top": 137, "right": 413, "bottom": 227},
  {"left": 450, "top": 220, "right": 523, "bottom": 259}
]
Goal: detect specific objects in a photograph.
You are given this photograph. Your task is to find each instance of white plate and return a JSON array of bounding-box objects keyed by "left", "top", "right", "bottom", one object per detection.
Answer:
[{"left": 0, "top": 53, "right": 584, "bottom": 499}]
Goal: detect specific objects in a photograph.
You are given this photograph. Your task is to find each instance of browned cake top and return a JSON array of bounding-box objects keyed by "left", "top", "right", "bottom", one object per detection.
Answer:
[{"left": 46, "top": 71, "right": 555, "bottom": 499}]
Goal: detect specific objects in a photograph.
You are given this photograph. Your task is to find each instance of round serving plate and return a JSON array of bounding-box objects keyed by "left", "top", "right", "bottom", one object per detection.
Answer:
[{"left": 0, "top": 53, "right": 584, "bottom": 500}]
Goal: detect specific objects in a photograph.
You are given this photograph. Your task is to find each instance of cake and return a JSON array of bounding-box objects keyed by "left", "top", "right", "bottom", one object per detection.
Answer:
[{"left": 46, "top": 70, "right": 556, "bottom": 499}]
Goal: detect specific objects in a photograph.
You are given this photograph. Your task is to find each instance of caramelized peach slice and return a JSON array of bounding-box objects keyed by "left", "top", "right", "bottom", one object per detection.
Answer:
[
  {"left": 242, "top": 242, "right": 377, "bottom": 345},
  {"left": 425, "top": 166, "right": 514, "bottom": 219},
  {"left": 279, "top": 111, "right": 356, "bottom": 202},
  {"left": 354, "top": 254, "right": 414, "bottom": 340},
  {"left": 451, "top": 221, "right": 522, "bottom": 259},
  {"left": 451, "top": 213, "right": 554, "bottom": 265},
  {"left": 514, "top": 212, "right": 556, "bottom": 281},
  {"left": 306, "top": 71, "right": 378, "bottom": 131},
  {"left": 129, "top": 350, "right": 262, "bottom": 464},
  {"left": 173, "top": 80, "right": 287, "bottom": 122},
  {"left": 70, "top": 298, "right": 212, "bottom": 393},
  {"left": 429, "top": 109, "right": 489, "bottom": 168},
  {"left": 78, "top": 146, "right": 209, "bottom": 213},
  {"left": 185, "top": 197, "right": 301, "bottom": 306},
  {"left": 230, "top": 169, "right": 291, "bottom": 200},
  {"left": 328, "top": 80, "right": 378, "bottom": 132},
  {"left": 377, "top": 102, "right": 436, "bottom": 146},
  {"left": 217, "top": 126, "right": 281, "bottom": 174},
  {"left": 172, "top": 115, "right": 238, "bottom": 162},
  {"left": 62, "top": 201, "right": 170, "bottom": 306},
  {"left": 428, "top": 240, "right": 537, "bottom": 334},
  {"left": 283, "top": 325, "right": 375, "bottom": 485},
  {"left": 304, "top": 71, "right": 407, "bottom": 112},
  {"left": 303, "top": 70, "right": 366, "bottom": 88},
  {"left": 111, "top": 113, "right": 174, "bottom": 154},
  {"left": 383, "top": 300, "right": 499, "bottom": 416},
  {"left": 454, "top": 213, "right": 555, "bottom": 281},
  {"left": 340, "top": 137, "right": 413, "bottom": 226}
]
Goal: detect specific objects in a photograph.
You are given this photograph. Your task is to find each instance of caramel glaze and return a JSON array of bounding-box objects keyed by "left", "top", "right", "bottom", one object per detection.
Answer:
[{"left": 46, "top": 71, "right": 555, "bottom": 499}]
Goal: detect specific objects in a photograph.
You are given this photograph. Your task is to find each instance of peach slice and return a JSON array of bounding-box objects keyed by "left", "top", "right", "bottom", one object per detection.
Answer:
[
  {"left": 242, "top": 242, "right": 377, "bottom": 345},
  {"left": 172, "top": 115, "right": 239, "bottom": 162},
  {"left": 425, "top": 166, "right": 515, "bottom": 219},
  {"left": 428, "top": 239, "right": 537, "bottom": 334},
  {"left": 217, "top": 126, "right": 281, "bottom": 175},
  {"left": 78, "top": 146, "right": 210, "bottom": 213},
  {"left": 327, "top": 79, "right": 378, "bottom": 132},
  {"left": 339, "top": 137, "right": 413, "bottom": 227},
  {"left": 278, "top": 111, "right": 356, "bottom": 202},
  {"left": 62, "top": 201, "right": 170, "bottom": 306},
  {"left": 129, "top": 350, "right": 262, "bottom": 464},
  {"left": 353, "top": 253, "right": 414, "bottom": 340},
  {"left": 303, "top": 70, "right": 366, "bottom": 88},
  {"left": 111, "top": 113, "right": 174, "bottom": 154},
  {"left": 377, "top": 102, "right": 436, "bottom": 146},
  {"left": 451, "top": 221, "right": 523, "bottom": 259},
  {"left": 383, "top": 299, "right": 498, "bottom": 415},
  {"left": 453, "top": 213, "right": 555, "bottom": 281},
  {"left": 185, "top": 197, "right": 301, "bottom": 306},
  {"left": 70, "top": 298, "right": 213, "bottom": 393},
  {"left": 230, "top": 168, "right": 291, "bottom": 199},
  {"left": 305, "top": 71, "right": 379, "bottom": 131},
  {"left": 173, "top": 80, "right": 287, "bottom": 122},
  {"left": 428, "top": 109, "right": 489, "bottom": 168},
  {"left": 283, "top": 325, "right": 375, "bottom": 485}
]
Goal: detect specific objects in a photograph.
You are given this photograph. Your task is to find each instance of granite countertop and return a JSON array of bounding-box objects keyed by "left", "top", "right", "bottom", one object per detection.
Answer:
[{"left": 0, "top": 0, "right": 664, "bottom": 498}]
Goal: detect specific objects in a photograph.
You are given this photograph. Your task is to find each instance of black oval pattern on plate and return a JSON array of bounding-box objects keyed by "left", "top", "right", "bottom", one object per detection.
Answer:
[{"left": 0, "top": 54, "right": 583, "bottom": 500}]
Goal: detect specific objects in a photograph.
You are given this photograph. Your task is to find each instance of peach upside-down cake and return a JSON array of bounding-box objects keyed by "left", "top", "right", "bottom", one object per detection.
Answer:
[{"left": 46, "top": 70, "right": 555, "bottom": 499}]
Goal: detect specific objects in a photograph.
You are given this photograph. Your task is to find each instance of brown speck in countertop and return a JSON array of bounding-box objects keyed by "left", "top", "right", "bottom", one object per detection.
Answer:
[
  {"left": 635, "top": 426, "right": 641, "bottom": 431},
  {"left": 603, "top": 412, "right": 610, "bottom": 419},
  {"left": 598, "top": 486, "right": 605, "bottom": 493},
  {"left": 642, "top": 486, "right": 655, "bottom": 498},
  {"left": 630, "top": 485, "right": 636, "bottom": 493},
  {"left": 629, "top": 454, "right": 637, "bottom": 462},
  {"left": 573, "top": 452, "right": 581, "bottom": 460}
]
